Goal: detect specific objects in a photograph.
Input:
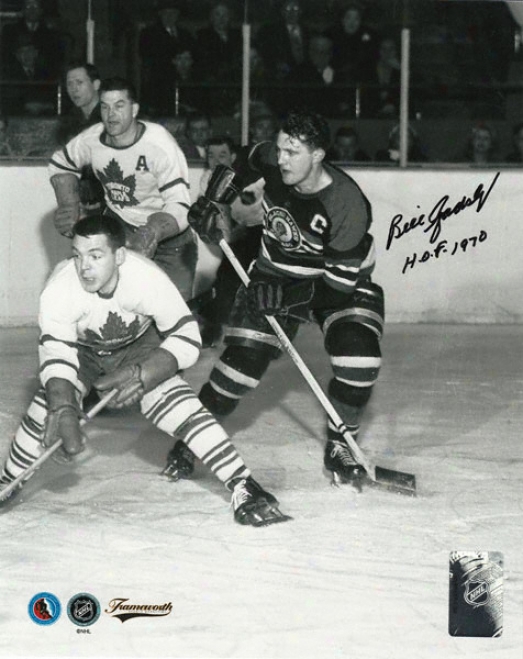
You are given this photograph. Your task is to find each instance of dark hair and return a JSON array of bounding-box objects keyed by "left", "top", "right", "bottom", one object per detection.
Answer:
[
  {"left": 99, "top": 77, "right": 138, "bottom": 103},
  {"left": 334, "top": 126, "right": 358, "bottom": 140},
  {"left": 281, "top": 109, "right": 331, "bottom": 151},
  {"left": 73, "top": 215, "right": 126, "bottom": 251},
  {"left": 65, "top": 61, "right": 101, "bottom": 83},
  {"left": 206, "top": 135, "right": 237, "bottom": 152}
]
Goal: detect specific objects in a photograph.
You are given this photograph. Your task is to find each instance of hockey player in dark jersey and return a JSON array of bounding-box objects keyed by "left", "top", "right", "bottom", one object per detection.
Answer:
[
  {"left": 0, "top": 215, "right": 289, "bottom": 526},
  {"left": 174, "top": 109, "right": 385, "bottom": 486}
]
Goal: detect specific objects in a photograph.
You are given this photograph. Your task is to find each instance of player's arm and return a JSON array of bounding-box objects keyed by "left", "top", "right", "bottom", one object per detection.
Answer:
[
  {"left": 323, "top": 187, "right": 373, "bottom": 297},
  {"left": 39, "top": 276, "right": 85, "bottom": 455},
  {"left": 127, "top": 138, "right": 192, "bottom": 257},
  {"left": 94, "top": 264, "right": 201, "bottom": 409},
  {"left": 48, "top": 135, "right": 91, "bottom": 238}
]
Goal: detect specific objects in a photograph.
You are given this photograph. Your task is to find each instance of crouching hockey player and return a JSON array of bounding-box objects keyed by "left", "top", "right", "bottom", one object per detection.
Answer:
[
  {"left": 172, "top": 109, "right": 385, "bottom": 487},
  {"left": 0, "top": 215, "right": 289, "bottom": 527}
]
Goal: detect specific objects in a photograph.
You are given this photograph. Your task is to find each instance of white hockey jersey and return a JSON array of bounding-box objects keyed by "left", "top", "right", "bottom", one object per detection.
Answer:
[
  {"left": 38, "top": 251, "right": 201, "bottom": 391},
  {"left": 49, "top": 121, "right": 191, "bottom": 230}
]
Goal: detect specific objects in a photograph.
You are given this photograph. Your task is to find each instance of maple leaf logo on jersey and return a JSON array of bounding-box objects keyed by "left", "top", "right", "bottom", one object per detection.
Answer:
[
  {"left": 84, "top": 312, "right": 141, "bottom": 348},
  {"left": 96, "top": 159, "right": 139, "bottom": 208}
]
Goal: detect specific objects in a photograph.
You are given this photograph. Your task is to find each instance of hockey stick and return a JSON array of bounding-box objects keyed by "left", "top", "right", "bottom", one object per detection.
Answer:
[
  {"left": 219, "top": 238, "right": 416, "bottom": 496},
  {"left": 0, "top": 388, "right": 118, "bottom": 501}
]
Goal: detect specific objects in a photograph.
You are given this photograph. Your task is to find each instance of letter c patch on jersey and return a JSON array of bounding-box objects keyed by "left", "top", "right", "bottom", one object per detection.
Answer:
[
  {"left": 310, "top": 213, "right": 328, "bottom": 235},
  {"left": 266, "top": 207, "right": 301, "bottom": 249}
]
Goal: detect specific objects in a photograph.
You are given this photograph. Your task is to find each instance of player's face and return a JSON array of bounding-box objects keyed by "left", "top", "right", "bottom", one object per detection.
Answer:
[
  {"left": 100, "top": 90, "right": 138, "bottom": 141},
  {"left": 66, "top": 68, "right": 98, "bottom": 109},
  {"left": 72, "top": 233, "right": 124, "bottom": 296},
  {"left": 188, "top": 119, "right": 211, "bottom": 147},
  {"left": 276, "top": 131, "right": 318, "bottom": 189},
  {"left": 207, "top": 144, "right": 235, "bottom": 170}
]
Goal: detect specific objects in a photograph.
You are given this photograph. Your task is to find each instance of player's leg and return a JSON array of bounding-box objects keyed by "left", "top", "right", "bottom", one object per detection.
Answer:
[
  {"left": 320, "top": 281, "right": 385, "bottom": 484},
  {"left": 199, "top": 282, "right": 299, "bottom": 417},
  {"left": 0, "top": 387, "right": 48, "bottom": 495},
  {"left": 153, "top": 229, "right": 198, "bottom": 303},
  {"left": 143, "top": 376, "right": 290, "bottom": 525}
]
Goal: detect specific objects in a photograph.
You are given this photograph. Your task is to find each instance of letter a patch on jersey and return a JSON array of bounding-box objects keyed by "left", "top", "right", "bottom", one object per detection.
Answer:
[
  {"left": 135, "top": 155, "right": 149, "bottom": 171},
  {"left": 97, "top": 158, "right": 139, "bottom": 208}
]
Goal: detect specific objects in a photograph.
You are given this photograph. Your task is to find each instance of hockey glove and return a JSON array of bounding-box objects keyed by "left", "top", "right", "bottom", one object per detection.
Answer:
[
  {"left": 126, "top": 212, "right": 182, "bottom": 258},
  {"left": 248, "top": 279, "right": 314, "bottom": 322},
  {"left": 54, "top": 204, "right": 80, "bottom": 238},
  {"left": 189, "top": 164, "right": 243, "bottom": 244},
  {"left": 94, "top": 348, "right": 179, "bottom": 409},
  {"left": 43, "top": 378, "right": 86, "bottom": 456},
  {"left": 188, "top": 196, "right": 228, "bottom": 244}
]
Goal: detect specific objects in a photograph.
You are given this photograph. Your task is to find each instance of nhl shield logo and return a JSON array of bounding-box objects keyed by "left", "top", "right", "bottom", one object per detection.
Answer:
[
  {"left": 266, "top": 207, "right": 301, "bottom": 249},
  {"left": 464, "top": 578, "right": 490, "bottom": 607}
]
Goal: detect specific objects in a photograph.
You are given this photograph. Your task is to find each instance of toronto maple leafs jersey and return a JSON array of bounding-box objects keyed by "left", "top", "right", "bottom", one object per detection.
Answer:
[
  {"left": 48, "top": 121, "right": 191, "bottom": 230},
  {"left": 38, "top": 251, "right": 201, "bottom": 392},
  {"left": 238, "top": 141, "right": 376, "bottom": 296}
]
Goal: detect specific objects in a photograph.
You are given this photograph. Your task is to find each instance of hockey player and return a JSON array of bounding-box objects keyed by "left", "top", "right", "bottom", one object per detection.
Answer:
[
  {"left": 48, "top": 77, "right": 196, "bottom": 303},
  {"left": 0, "top": 215, "right": 289, "bottom": 527},
  {"left": 171, "top": 109, "right": 384, "bottom": 486}
]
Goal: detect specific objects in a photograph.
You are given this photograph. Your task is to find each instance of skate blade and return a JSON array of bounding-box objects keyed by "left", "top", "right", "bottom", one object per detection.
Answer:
[{"left": 160, "top": 465, "right": 193, "bottom": 482}]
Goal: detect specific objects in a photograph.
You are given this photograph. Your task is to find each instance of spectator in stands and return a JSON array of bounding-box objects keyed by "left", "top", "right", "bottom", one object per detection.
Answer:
[
  {"left": 185, "top": 112, "right": 213, "bottom": 160},
  {"left": 326, "top": 1, "right": 380, "bottom": 85},
  {"left": 454, "top": 123, "right": 499, "bottom": 165},
  {"left": 256, "top": 0, "right": 309, "bottom": 82},
  {"left": 1, "top": 32, "right": 55, "bottom": 115},
  {"left": 170, "top": 46, "right": 208, "bottom": 115},
  {"left": 250, "top": 111, "right": 279, "bottom": 145},
  {"left": 0, "top": 117, "right": 14, "bottom": 157},
  {"left": 195, "top": 2, "right": 242, "bottom": 114},
  {"left": 58, "top": 62, "right": 101, "bottom": 142},
  {"left": 138, "top": 0, "right": 196, "bottom": 115},
  {"left": 57, "top": 62, "right": 104, "bottom": 214},
  {"left": 285, "top": 33, "right": 341, "bottom": 115},
  {"left": 326, "top": 125, "right": 370, "bottom": 162},
  {"left": 1, "top": 0, "right": 65, "bottom": 81},
  {"left": 362, "top": 35, "right": 401, "bottom": 118},
  {"left": 375, "top": 123, "right": 428, "bottom": 164},
  {"left": 504, "top": 122, "right": 523, "bottom": 164},
  {"left": 162, "top": 113, "right": 200, "bottom": 161}
]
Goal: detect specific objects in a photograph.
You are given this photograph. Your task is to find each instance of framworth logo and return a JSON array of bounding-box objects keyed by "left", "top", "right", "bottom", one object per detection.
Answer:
[{"left": 105, "top": 598, "right": 173, "bottom": 623}]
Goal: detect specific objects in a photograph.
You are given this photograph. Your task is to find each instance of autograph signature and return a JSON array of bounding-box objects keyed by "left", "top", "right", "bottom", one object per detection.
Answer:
[{"left": 386, "top": 172, "right": 500, "bottom": 250}]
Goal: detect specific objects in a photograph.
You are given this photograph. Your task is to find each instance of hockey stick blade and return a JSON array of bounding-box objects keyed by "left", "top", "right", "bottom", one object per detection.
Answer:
[{"left": 366, "top": 466, "right": 417, "bottom": 496}]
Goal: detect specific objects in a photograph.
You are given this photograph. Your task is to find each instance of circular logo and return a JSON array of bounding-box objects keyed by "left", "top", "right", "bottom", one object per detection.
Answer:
[
  {"left": 67, "top": 593, "right": 101, "bottom": 627},
  {"left": 266, "top": 207, "right": 301, "bottom": 250},
  {"left": 28, "top": 592, "right": 61, "bottom": 626}
]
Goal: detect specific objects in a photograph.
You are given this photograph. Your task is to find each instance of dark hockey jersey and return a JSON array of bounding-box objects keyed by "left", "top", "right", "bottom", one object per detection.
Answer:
[{"left": 240, "top": 141, "right": 376, "bottom": 296}]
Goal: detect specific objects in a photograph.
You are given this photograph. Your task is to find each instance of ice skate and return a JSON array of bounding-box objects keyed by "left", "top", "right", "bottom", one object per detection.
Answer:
[
  {"left": 231, "top": 476, "right": 292, "bottom": 527},
  {"left": 324, "top": 437, "right": 366, "bottom": 489},
  {"left": 162, "top": 439, "right": 196, "bottom": 481}
]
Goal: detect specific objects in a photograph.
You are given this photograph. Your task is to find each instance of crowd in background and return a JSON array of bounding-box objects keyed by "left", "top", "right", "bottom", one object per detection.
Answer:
[{"left": 1, "top": 0, "right": 523, "bottom": 164}]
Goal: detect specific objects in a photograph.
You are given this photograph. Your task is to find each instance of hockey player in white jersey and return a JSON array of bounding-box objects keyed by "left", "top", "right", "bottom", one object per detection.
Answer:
[
  {"left": 48, "top": 77, "right": 196, "bottom": 302},
  {"left": 0, "top": 215, "right": 289, "bottom": 526}
]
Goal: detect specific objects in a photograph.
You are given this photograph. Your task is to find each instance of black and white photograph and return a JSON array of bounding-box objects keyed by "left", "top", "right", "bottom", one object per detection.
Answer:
[{"left": 0, "top": 0, "right": 522, "bottom": 657}]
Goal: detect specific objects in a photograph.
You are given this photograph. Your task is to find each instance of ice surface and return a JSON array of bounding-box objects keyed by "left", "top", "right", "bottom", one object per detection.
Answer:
[{"left": 0, "top": 325, "right": 522, "bottom": 658}]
